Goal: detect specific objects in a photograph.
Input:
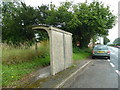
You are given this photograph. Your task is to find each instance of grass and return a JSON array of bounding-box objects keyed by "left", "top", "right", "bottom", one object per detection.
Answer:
[
  {"left": 2, "top": 56, "right": 50, "bottom": 87},
  {"left": 2, "top": 41, "right": 49, "bottom": 65},
  {"left": 73, "top": 47, "right": 92, "bottom": 60},
  {"left": 73, "top": 52, "right": 90, "bottom": 60},
  {"left": 2, "top": 41, "right": 50, "bottom": 87}
]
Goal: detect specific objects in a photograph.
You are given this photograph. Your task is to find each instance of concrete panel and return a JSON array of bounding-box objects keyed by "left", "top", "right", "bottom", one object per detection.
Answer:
[
  {"left": 51, "top": 30, "right": 64, "bottom": 75},
  {"left": 64, "top": 34, "right": 72, "bottom": 69}
]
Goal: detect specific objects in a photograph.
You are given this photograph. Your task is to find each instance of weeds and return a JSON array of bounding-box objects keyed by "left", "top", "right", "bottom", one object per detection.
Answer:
[
  {"left": 73, "top": 47, "right": 92, "bottom": 60},
  {"left": 2, "top": 41, "right": 50, "bottom": 87},
  {"left": 2, "top": 41, "right": 49, "bottom": 65}
]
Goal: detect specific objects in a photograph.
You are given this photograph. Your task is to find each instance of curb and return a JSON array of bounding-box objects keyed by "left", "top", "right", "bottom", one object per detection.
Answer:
[{"left": 55, "top": 60, "right": 92, "bottom": 88}]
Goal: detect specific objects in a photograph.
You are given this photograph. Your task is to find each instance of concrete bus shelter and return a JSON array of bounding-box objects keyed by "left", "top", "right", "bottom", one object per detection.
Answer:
[{"left": 32, "top": 26, "right": 73, "bottom": 75}]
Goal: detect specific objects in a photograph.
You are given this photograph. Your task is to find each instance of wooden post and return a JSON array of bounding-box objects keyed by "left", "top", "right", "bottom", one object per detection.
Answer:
[{"left": 35, "top": 41, "right": 38, "bottom": 56}]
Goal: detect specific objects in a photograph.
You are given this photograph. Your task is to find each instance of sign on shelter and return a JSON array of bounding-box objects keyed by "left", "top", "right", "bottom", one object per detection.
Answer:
[{"left": 32, "top": 26, "right": 73, "bottom": 75}]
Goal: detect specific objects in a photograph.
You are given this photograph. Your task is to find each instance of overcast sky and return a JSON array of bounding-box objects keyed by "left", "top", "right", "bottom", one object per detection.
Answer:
[{"left": 24, "top": 0, "right": 119, "bottom": 43}]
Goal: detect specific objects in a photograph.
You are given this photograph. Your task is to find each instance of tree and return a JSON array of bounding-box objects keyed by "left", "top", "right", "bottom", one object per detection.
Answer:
[
  {"left": 103, "top": 36, "right": 110, "bottom": 45},
  {"left": 2, "top": 2, "right": 35, "bottom": 45},
  {"left": 113, "top": 37, "right": 120, "bottom": 45},
  {"left": 66, "top": 1, "right": 116, "bottom": 48},
  {"left": 2, "top": 1, "right": 116, "bottom": 48},
  {"left": 44, "top": 1, "right": 73, "bottom": 28}
]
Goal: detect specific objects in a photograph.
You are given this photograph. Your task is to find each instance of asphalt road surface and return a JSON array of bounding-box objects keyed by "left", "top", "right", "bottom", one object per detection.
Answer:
[
  {"left": 68, "top": 47, "right": 119, "bottom": 88},
  {"left": 109, "top": 46, "right": 119, "bottom": 70}
]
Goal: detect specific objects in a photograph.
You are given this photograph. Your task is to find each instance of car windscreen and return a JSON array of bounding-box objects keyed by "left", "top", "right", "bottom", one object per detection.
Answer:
[{"left": 94, "top": 46, "right": 108, "bottom": 50}]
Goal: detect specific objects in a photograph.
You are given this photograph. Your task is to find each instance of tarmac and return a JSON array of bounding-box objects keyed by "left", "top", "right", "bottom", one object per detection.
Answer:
[{"left": 16, "top": 59, "right": 93, "bottom": 88}]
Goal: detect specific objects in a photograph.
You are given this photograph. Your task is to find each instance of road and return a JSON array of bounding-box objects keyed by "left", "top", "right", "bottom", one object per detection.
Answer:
[
  {"left": 66, "top": 47, "right": 120, "bottom": 88},
  {"left": 109, "top": 46, "right": 120, "bottom": 71}
]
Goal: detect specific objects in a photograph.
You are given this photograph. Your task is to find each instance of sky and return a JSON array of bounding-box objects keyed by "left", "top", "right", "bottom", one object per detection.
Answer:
[{"left": 24, "top": 0, "right": 119, "bottom": 43}]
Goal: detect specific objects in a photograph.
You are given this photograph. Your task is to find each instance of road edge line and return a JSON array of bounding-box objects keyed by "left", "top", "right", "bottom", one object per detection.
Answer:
[
  {"left": 110, "top": 62, "right": 115, "bottom": 68},
  {"left": 55, "top": 60, "right": 92, "bottom": 88},
  {"left": 115, "top": 70, "right": 120, "bottom": 76}
]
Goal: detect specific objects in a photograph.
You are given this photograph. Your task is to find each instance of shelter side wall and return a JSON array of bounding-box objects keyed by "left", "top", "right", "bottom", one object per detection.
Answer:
[
  {"left": 51, "top": 30, "right": 65, "bottom": 75},
  {"left": 64, "top": 34, "right": 73, "bottom": 69}
]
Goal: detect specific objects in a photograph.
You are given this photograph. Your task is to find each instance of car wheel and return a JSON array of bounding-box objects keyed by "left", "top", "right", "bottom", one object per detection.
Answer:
[
  {"left": 108, "top": 56, "right": 110, "bottom": 59},
  {"left": 92, "top": 56, "right": 95, "bottom": 59}
]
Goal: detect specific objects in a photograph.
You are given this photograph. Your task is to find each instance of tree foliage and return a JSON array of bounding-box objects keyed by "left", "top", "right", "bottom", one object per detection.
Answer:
[
  {"left": 2, "top": 2, "right": 35, "bottom": 45},
  {"left": 103, "top": 36, "right": 110, "bottom": 45},
  {"left": 113, "top": 37, "right": 120, "bottom": 45},
  {"left": 2, "top": 1, "right": 116, "bottom": 48},
  {"left": 66, "top": 2, "right": 116, "bottom": 47}
]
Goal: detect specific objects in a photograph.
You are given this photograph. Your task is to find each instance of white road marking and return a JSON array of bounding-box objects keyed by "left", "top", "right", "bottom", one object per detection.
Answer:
[
  {"left": 55, "top": 61, "right": 92, "bottom": 88},
  {"left": 110, "top": 63, "right": 115, "bottom": 68},
  {"left": 107, "top": 59, "right": 110, "bottom": 62},
  {"left": 107, "top": 59, "right": 120, "bottom": 76},
  {"left": 115, "top": 70, "right": 120, "bottom": 76},
  {"left": 108, "top": 47, "right": 119, "bottom": 75}
]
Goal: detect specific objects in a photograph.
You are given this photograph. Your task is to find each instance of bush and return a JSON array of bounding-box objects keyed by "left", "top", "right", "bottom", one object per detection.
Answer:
[
  {"left": 73, "top": 47, "right": 81, "bottom": 53},
  {"left": 73, "top": 47, "right": 92, "bottom": 54}
]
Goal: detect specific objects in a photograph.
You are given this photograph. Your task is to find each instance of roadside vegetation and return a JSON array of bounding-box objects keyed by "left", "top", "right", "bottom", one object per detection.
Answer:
[
  {"left": 108, "top": 37, "right": 120, "bottom": 47},
  {"left": 2, "top": 41, "right": 50, "bottom": 87},
  {"left": 2, "top": 41, "right": 49, "bottom": 65},
  {"left": 2, "top": 42, "right": 91, "bottom": 87},
  {"left": 73, "top": 47, "right": 92, "bottom": 60}
]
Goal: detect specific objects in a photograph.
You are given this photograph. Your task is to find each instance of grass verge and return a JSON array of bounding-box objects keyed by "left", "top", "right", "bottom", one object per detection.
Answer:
[
  {"left": 73, "top": 47, "right": 92, "bottom": 60},
  {"left": 2, "top": 56, "right": 50, "bottom": 87},
  {"left": 2, "top": 41, "right": 50, "bottom": 87}
]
